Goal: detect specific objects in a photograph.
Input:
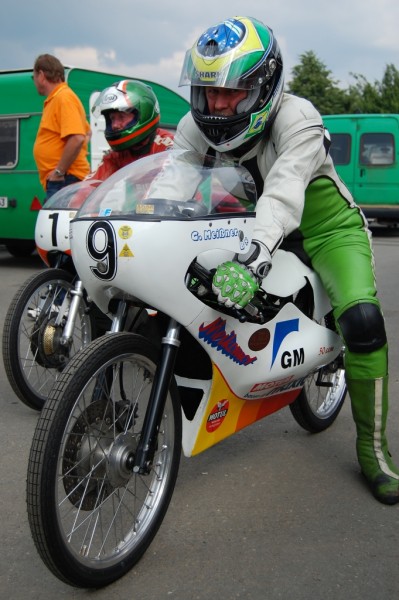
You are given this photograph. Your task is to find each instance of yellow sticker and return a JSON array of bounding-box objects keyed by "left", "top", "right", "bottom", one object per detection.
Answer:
[
  {"left": 118, "top": 225, "right": 133, "bottom": 240},
  {"left": 119, "top": 244, "right": 134, "bottom": 257},
  {"left": 136, "top": 204, "right": 155, "bottom": 214}
]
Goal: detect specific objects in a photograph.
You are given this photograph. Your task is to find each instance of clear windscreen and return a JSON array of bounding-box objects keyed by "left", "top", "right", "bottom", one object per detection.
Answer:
[
  {"left": 75, "top": 150, "right": 257, "bottom": 219},
  {"left": 42, "top": 179, "right": 103, "bottom": 210}
]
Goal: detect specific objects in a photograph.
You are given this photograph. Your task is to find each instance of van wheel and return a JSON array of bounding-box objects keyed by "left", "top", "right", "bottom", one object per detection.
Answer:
[{"left": 6, "top": 240, "right": 36, "bottom": 257}]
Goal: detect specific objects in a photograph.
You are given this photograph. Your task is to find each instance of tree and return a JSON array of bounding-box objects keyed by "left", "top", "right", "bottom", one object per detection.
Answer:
[
  {"left": 379, "top": 64, "right": 399, "bottom": 112},
  {"left": 344, "top": 73, "right": 381, "bottom": 113},
  {"left": 286, "top": 51, "right": 346, "bottom": 114},
  {"left": 345, "top": 64, "right": 399, "bottom": 113},
  {"left": 288, "top": 51, "right": 399, "bottom": 114}
]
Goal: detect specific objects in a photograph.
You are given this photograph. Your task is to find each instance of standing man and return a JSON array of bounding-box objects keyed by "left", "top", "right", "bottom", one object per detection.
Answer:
[{"left": 32, "top": 54, "right": 90, "bottom": 200}]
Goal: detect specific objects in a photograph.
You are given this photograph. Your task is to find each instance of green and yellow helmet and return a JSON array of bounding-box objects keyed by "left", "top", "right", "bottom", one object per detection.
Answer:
[
  {"left": 92, "top": 79, "right": 160, "bottom": 152},
  {"left": 179, "top": 16, "right": 284, "bottom": 152}
]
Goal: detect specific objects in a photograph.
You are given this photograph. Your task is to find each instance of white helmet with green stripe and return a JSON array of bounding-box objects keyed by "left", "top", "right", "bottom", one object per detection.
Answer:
[{"left": 92, "top": 79, "right": 160, "bottom": 153}]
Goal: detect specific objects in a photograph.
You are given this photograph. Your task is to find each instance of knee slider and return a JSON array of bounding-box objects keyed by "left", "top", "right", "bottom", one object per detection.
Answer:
[{"left": 338, "top": 303, "right": 387, "bottom": 353}]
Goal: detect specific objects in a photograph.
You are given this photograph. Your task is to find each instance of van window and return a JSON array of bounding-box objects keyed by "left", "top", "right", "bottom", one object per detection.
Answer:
[
  {"left": 360, "top": 133, "right": 394, "bottom": 166},
  {"left": 0, "top": 118, "right": 18, "bottom": 168},
  {"left": 329, "top": 133, "right": 351, "bottom": 165}
]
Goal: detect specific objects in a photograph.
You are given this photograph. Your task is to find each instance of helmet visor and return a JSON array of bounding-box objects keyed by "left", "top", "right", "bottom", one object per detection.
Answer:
[
  {"left": 179, "top": 34, "right": 276, "bottom": 90},
  {"left": 91, "top": 85, "right": 134, "bottom": 118}
]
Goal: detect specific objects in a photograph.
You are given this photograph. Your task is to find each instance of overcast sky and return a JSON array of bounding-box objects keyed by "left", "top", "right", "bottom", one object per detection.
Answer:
[{"left": 2, "top": 0, "right": 399, "bottom": 101}]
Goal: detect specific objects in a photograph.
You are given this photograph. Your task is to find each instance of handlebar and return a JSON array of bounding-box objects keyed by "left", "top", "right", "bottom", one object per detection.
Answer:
[
  {"left": 188, "top": 260, "right": 278, "bottom": 324},
  {"left": 189, "top": 260, "right": 214, "bottom": 289}
]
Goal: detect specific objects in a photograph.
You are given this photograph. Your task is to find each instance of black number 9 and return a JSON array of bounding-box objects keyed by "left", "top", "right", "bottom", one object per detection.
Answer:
[{"left": 86, "top": 221, "right": 117, "bottom": 280}]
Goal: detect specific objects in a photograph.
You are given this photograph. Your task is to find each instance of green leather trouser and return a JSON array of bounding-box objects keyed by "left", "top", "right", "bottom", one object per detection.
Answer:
[{"left": 298, "top": 177, "right": 387, "bottom": 379}]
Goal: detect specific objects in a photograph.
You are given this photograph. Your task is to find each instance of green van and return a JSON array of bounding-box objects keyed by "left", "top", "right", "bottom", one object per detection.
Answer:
[
  {"left": 0, "top": 68, "right": 189, "bottom": 256},
  {"left": 323, "top": 114, "right": 399, "bottom": 224}
]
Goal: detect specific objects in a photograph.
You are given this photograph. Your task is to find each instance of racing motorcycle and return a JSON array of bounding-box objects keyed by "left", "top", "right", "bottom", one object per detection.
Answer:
[
  {"left": 26, "top": 150, "right": 347, "bottom": 587},
  {"left": 2, "top": 180, "right": 109, "bottom": 410}
]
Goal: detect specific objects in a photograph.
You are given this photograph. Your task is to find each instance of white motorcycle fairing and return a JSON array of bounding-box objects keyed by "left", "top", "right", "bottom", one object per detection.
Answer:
[
  {"left": 70, "top": 150, "right": 343, "bottom": 456},
  {"left": 35, "top": 179, "right": 102, "bottom": 265}
]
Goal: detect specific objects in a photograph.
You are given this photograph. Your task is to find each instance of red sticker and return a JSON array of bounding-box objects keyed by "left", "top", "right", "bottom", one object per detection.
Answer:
[
  {"left": 206, "top": 400, "right": 229, "bottom": 432},
  {"left": 248, "top": 328, "right": 270, "bottom": 351}
]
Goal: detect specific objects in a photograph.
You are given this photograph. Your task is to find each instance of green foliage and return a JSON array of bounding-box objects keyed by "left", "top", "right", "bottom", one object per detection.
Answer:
[
  {"left": 287, "top": 51, "right": 399, "bottom": 114},
  {"left": 345, "top": 74, "right": 382, "bottom": 113},
  {"left": 287, "top": 51, "right": 346, "bottom": 114}
]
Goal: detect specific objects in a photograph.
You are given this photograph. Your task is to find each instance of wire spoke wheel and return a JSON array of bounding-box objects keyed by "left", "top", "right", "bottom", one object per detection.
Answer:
[
  {"left": 2, "top": 268, "right": 94, "bottom": 410},
  {"left": 27, "top": 332, "right": 181, "bottom": 588},
  {"left": 289, "top": 353, "right": 347, "bottom": 432}
]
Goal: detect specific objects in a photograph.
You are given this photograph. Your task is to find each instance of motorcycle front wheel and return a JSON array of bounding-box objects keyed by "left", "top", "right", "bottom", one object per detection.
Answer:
[
  {"left": 289, "top": 353, "right": 347, "bottom": 432},
  {"left": 27, "top": 332, "right": 182, "bottom": 588},
  {"left": 2, "top": 268, "right": 95, "bottom": 410}
]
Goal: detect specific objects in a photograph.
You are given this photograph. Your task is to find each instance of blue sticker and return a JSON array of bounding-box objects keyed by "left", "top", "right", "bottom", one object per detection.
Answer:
[{"left": 271, "top": 319, "right": 299, "bottom": 367}]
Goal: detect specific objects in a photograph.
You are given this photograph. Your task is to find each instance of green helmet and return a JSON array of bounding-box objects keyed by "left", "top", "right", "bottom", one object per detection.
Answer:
[
  {"left": 93, "top": 79, "right": 160, "bottom": 152},
  {"left": 179, "top": 16, "right": 284, "bottom": 152}
]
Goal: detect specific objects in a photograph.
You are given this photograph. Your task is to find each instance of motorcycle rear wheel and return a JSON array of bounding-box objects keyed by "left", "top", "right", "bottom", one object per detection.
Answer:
[
  {"left": 27, "top": 332, "right": 182, "bottom": 588},
  {"left": 289, "top": 354, "right": 347, "bottom": 432},
  {"left": 2, "top": 268, "right": 95, "bottom": 410}
]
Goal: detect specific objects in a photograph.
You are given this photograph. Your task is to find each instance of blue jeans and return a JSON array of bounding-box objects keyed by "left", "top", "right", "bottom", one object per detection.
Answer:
[{"left": 45, "top": 174, "right": 81, "bottom": 201}]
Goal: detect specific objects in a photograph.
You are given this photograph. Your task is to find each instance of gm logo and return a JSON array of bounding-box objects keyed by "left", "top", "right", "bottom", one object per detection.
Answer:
[{"left": 281, "top": 348, "right": 305, "bottom": 369}]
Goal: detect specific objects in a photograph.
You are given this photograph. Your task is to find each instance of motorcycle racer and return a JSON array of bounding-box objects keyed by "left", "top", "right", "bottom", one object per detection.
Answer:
[
  {"left": 89, "top": 79, "right": 174, "bottom": 181},
  {"left": 173, "top": 15, "right": 399, "bottom": 504},
  {"left": 67, "top": 79, "right": 174, "bottom": 209}
]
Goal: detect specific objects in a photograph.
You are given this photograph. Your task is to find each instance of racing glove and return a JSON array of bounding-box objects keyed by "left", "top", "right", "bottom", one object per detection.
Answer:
[{"left": 212, "top": 241, "right": 272, "bottom": 309}]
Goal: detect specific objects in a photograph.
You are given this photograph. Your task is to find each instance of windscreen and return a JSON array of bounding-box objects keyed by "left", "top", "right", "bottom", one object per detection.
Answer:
[
  {"left": 42, "top": 179, "right": 103, "bottom": 210},
  {"left": 76, "top": 150, "right": 257, "bottom": 219}
]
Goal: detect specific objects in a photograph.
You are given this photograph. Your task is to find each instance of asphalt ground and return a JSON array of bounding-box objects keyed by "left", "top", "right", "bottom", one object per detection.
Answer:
[{"left": 0, "top": 232, "right": 398, "bottom": 600}]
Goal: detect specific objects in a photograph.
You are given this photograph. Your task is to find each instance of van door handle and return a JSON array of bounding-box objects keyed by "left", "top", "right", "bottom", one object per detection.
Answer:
[{"left": 360, "top": 168, "right": 366, "bottom": 177}]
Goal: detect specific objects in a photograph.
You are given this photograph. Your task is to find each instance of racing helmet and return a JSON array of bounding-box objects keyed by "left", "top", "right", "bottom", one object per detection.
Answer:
[
  {"left": 92, "top": 79, "right": 161, "bottom": 152},
  {"left": 179, "top": 16, "right": 284, "bottom": 152}
]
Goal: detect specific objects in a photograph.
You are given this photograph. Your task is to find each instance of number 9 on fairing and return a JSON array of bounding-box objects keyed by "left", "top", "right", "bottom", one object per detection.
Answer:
[{"left": 86, "top": 220, "right": 117, "bottom": 280}]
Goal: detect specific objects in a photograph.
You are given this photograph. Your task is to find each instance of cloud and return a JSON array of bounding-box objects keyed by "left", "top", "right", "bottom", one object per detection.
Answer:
[
  {"left": 2, "top": 1, "right": 399, "bottom": 98},
  {"left": 53, "top": 47, "right": 111, "bottom": 71},
  {"left": 52, "top": 26, "right": 207, "bottom": 99},
  {"left": 51, "top": 45, "right": 189, "bottom": 99}
]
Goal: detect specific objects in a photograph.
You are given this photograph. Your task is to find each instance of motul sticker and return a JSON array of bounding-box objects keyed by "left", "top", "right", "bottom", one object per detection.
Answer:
[{"left": 206, "top": 400, "right": 229, "bottom": 433}]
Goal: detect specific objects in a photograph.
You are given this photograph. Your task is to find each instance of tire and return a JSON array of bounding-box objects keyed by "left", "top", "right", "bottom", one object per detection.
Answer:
[
  {"left": 2, "top": 268, "right": 95, "bottom": 411},
  {"left": 5, "top": 240, "right": 36, "bottom": 257},
  {"left": 289, "top": 353, "right": 347, "bottom": 432},
  {"left": 26, "top": 332, "right": 182, "bottom": 588}
]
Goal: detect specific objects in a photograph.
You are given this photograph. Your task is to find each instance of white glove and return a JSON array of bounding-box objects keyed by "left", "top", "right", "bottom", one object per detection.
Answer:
[{"left": 236, "top": 240, "right": 272, "bottom": 280}]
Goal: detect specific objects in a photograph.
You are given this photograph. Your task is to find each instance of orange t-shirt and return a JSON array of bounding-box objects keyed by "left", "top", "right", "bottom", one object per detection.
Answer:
[{"left": 33, "top": 82, "right": 90, "bottom": 188}]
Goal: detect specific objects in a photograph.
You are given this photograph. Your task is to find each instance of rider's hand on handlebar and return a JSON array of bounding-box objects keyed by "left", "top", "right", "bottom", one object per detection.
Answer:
[
  {"left": 212, "top": 262, "right": 260, "bottom": 308},
  {"left": 212, "top": 241, "right": 272, "bottom": 310}
]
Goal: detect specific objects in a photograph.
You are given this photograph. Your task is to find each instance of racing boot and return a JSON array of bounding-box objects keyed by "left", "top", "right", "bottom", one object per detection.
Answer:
[{"left": 347, "top": 376, "right": 399, "bottom": 504}]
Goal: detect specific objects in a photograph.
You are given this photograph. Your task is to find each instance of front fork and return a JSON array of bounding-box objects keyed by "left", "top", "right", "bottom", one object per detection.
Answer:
[
  {"left": 60, "top": 284, "right": 128, "bottom": 347},
  {"left": 133, "top": 318, "right": 181, "bottom": 474},
  {"left": 59, "top": 279, "right": 85, "bottom": 346}
]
